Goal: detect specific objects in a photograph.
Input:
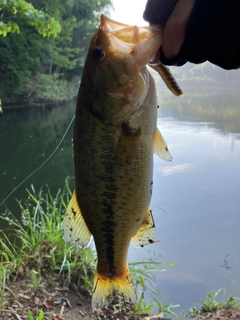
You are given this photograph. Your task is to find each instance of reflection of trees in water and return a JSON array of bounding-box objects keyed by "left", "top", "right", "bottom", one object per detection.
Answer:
[
  {"left": 152, "top": 61, "right": 240, "bottom": 89},
  {"left": 0, "top": 103, "right": 76, "bottom": 213},
  {"left": 1, "top": 91, "right": 240, "bottom": 215},
  {"left": 157, "top": 90, "right": 240, "bottom": 134}
]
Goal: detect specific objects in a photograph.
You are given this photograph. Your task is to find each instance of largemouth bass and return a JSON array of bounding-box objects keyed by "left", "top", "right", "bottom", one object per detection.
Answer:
[{"left": 62, "top": 14, "right": 172, "bottom": 308}]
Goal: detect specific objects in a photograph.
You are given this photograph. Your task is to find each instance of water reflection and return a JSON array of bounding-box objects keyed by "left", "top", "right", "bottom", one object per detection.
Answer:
[
  {"left": 129, "top": 115, "right": 240, "bottom": 311},
  {"left": 0, "top": 104, "right": 75, "bottom": 227},
  {"left": 0, "top": 90, "right": 240, "bottom": 313},
  {"left": 157, "top": 90, "right": 240, "bottom": 134},
  {"left": 128, "top": 89, "right": 240, "bottom": 312}
]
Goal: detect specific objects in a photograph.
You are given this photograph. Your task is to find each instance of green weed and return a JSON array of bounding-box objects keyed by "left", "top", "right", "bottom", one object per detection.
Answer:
[
  {"left": 0, "top": 178, "right": 95, "bottom": 292},
  {"left": 0, "top": 268, "right": 15, "bottom": 313},
  {"left": 183, "top": 306, "right": 199, "bottom": 318},
  {"left": 227, "top": 295, "right": 240, "bottom": 309},
  {"left": 183, "top": 289, "right": 240, "bottom": 318},
  {"left": 130, "top": 255, "right": 178, "bottom": 318},
  {"left": 154, "top": 296, "right": 180, "bottom": 319},
  {"left": 201, "top": 289, "right": 224, "bottom": 313},
  {"left": 0, "top": 269, "right": 7, "bottom": 312},
  {"left": 27, "top": 270, "right": 42, "bottom": 290},
  {"left": 27, "top": 308, "right": 44, "bottom": 320},
  {"left": 0, "top": 180, "right": 178, "bottom": 318}
]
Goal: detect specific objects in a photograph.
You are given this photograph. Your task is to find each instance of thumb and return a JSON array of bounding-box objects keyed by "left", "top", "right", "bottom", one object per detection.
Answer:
[{"left": 162, "top": 0, "right": 195, "bottom": 60}]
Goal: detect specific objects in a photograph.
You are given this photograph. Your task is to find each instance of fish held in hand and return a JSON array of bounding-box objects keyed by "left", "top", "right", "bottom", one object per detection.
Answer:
[{"left": 62, "top": 14, "right": 172, "bottom": 308}]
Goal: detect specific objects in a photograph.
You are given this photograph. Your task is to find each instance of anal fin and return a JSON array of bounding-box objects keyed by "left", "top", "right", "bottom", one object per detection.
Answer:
[
  {"left": 153, "top": 128, "right": 172, "bottom": 161},
  {"left": 132, "top": 207, "right": 157, "bottom": 248},
  {"left": 62, "top": 190, "right": 91, "bottom": 248}
]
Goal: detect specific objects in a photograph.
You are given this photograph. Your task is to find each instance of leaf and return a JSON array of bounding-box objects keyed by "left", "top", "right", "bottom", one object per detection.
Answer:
[
  {"left": 51, "top": 315, "right": 64, "bottom": 320},
  {"left": 34, "top": 297, "right": 42, "bottom": 305},
  {"left": 43, "top": 298, "right": 55, "bottom": 309},
  {"left": 27, "top": 310, "right": 34, "bottom": 320},
  {"left": 0, "top": 0, "right": 61, "bottom": 37},
  {"left": 18, "top": 293, "right": 31, "bottom": 300},
  {"left": 38, "top": 309, "right": 44, "bottom": 320}
]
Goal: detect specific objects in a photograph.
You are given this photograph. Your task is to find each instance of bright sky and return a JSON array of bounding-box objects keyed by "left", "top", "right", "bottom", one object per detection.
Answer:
[{"left": 110, "top": 0, "right": 148, "bottom": 26}]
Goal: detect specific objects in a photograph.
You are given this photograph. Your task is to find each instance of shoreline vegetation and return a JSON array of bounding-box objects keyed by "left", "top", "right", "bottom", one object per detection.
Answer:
[
  {"left": 0, "top": 182, "right": 178, "bottom": 320},
  {"left": 1, "top": 97, "right": 77, "bottom": 111},
  {"left": 0, "top": 0, "right": 112, "bottom": 107},
  {"left": 0, "top": 182, "right": 240, "bottom": 320},
  {"left": 1, "top": 0, "right": 239, "bottom": 111},
  {"left": 0, "top": 76, "right": 80, "bottom": 111},
  {"left": 1, "top": 63, "right": 240, "bottom": 112}
]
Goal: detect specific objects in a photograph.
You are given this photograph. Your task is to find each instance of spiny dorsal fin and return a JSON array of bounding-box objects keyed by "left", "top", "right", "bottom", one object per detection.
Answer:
[
  {"left": 132, "top": 207, "right": 158, "bottom": 248},
  {"left": 153, "top": 128, "right": 172, "bottom": 161},
  {"left": 62, "top": 190, "right": 91, "bottom": 248}
]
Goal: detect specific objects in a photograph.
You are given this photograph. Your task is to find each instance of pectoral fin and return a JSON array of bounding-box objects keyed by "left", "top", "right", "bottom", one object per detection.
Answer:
[
  {"left": 132, "top": 207, "right": 158, "bottom": 247},
  {"left": 153, "top": 128, "right": 172, "bottom": 161},
  {"left": 62, "top": 190, "right": 91, "bottom": 248}
]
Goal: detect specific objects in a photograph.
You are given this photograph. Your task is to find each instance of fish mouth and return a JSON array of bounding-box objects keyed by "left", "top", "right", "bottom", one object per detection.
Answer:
[{"left": 100, "top": 14, "right": 162, "bottom": 67}]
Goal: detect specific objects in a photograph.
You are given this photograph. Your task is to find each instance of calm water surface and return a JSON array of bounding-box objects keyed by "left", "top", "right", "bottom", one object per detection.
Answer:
[{"left": 0, "top": 87, "right": 240, "bottom": 313}]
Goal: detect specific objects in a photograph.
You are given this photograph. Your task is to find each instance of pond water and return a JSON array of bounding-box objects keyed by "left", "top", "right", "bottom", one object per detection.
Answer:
[{"left": 0, "top": 83, "right": 240, "bottom": 313}]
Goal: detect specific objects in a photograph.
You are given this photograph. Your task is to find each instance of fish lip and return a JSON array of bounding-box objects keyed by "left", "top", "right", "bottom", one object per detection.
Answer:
[
  {"left": 100, "top": 13, "right": 158, "bottom": 43},
  {"left": 99, "top": 14, "right": 162, "bottom": 66},
  {"left": 100, "top": 14, "right": 131, "bottom": 33}
]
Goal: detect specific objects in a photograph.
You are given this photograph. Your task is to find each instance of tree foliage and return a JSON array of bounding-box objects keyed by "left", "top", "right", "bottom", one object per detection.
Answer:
[
  {"left": 0, "top": 0, "right": 112, "bottom": 105},
  {"left": 0, "top": 0, "right": 61, "bottom": 37}
]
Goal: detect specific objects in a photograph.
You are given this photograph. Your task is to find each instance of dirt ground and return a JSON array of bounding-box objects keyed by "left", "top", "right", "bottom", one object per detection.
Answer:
[
  {"left": 1, "top": 276, "right": 240, "bottom": 320},
  {"left": 195, "top": 306, "right": 240, "bottom": 320},
  {"left": 1, "top": 275, "right": 148, "bottom": 320}
]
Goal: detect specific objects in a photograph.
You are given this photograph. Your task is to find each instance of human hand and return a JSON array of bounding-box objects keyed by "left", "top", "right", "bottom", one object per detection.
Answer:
[
  {"left": 144, "top": 0, "right": 195, "bottom": 66},
  {"left": 159, "top": 0, "right": 195, "bottom": 62},
  {"left": 144, "top": 0, "right": 240, "bottom": 69}
]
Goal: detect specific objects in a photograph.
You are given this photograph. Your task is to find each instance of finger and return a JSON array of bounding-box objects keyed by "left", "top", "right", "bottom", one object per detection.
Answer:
[
  {"left": 143, "top": 0, "right": 179, "bottom": 25},
  {"left": 162, "top": 0, "right": 195, "bottom": 60}
]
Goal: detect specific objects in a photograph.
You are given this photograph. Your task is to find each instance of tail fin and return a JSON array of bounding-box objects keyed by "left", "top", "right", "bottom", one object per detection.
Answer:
[{"left": 92, "top": 268, "right": 136, "bottom": 308}]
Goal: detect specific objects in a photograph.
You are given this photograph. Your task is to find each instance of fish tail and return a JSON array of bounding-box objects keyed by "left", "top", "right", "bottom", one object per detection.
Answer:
[{"left": 92, "top": 268, "right": 136, "bottom": 308}]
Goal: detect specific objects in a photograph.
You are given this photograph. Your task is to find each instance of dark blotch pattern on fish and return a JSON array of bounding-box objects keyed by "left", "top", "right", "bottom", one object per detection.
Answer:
[
  {"left": 98, "top": 204, "right": 116, "bottom": 274},
  {"left": 71, "top": 207, "right": 77, "bottom": 217}
]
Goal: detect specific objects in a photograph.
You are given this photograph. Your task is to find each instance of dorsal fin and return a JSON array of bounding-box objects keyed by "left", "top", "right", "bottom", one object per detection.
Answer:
[
  {"left": 153, "top": 128, "right": 172, "bottom": 161},
  {"left": 132, "top": 207, "right": 158, "bottom": 248},
  {"left": 62, "top": 190, "right": 91, "bottom": 248}
]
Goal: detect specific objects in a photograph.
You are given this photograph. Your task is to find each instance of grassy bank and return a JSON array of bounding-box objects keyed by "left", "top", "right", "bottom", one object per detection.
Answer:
[
  {"left": 1, "top": 77, "right": 80, "bottom": 111},
  {"left": 183, "top": 289, "right": 240, "bottom": 319},
  {"left": 1, "top": 182, "right": 239, "bottom": 320},
  {"left": 0, "top": 181, "right": 178, "bottom": 320}
]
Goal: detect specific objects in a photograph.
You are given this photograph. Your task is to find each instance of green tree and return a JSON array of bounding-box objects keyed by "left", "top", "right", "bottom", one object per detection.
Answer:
[
  {"left": 0, "top": 0, "right": 61, "bottom": 37},
  {"left": 0, "top": 0, "right": 112, "bottom": 105}
]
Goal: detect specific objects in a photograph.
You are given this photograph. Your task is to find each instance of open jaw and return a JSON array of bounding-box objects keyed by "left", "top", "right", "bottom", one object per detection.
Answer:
[{"left": 99, "top": 14, "right": 162, "bottom": 67}]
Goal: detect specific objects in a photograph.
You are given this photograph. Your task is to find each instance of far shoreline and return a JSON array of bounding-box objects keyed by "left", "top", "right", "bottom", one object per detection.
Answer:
[{"left": 1, "top": 97, "right": 77, "bottom": 112}]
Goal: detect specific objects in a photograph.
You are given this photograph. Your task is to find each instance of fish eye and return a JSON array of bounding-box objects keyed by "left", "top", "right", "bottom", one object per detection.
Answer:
[{"left": 92, "top": 47, "right": 105, "bottom": 61}]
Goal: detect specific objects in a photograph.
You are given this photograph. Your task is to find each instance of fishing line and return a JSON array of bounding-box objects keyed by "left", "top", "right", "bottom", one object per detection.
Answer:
[{"left": 0, "top": 115, "right": 75, "bottom": 206}]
